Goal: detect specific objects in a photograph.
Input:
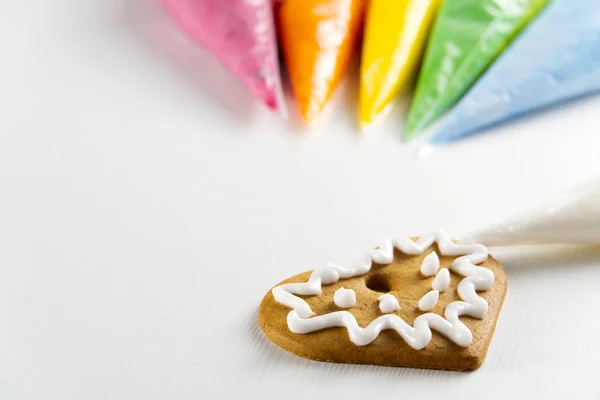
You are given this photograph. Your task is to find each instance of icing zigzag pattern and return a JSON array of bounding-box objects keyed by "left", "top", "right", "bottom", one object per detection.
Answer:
[{"left": 271, "top": 232, "right": 494, "bottom": 350}]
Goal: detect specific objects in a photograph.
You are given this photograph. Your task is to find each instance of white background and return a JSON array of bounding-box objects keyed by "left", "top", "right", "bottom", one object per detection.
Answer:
[{"left": 2, "top": 1, "right": 600, "bottom": 399}]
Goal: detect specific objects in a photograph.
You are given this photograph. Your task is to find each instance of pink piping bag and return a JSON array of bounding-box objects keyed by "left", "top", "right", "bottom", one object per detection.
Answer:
[{"left": 162, "top": 0, "right": 286, "bottom": 115}]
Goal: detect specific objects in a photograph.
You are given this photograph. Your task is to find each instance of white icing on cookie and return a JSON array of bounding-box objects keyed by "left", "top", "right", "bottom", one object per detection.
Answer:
[
  {"left": 271, "top": 232, "right": 494, "bottom": 350},
  {"left": 418, "top": 290, "right": 439, "bottom": 312},
  {"left": 378, "top": 294, "right": 400, "bottom": 313},
  {"left": 333, "top": 287, "right": 356, "bottom": 308},
  {"left": 420, "top": 252, "right": 440, "bottom": 277},
  {"left": 432, "top": 268, "right": 450, "bottom": 292}
]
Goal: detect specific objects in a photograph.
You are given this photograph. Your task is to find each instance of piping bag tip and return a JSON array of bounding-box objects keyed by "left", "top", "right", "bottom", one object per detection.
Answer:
[
  {"left": 358, "top": 122, "right": 373, "bottom": 133},
  {"left": 405, "top": 107, "right": 435, "bottom": 140},
  {"left": 358, "top": 111, "right": 379, "bottom": 132},
  {"left": 358, "top": 112, "right": 374, "bottom": 131},
  {"left": 359, "top": 106, "right": 391, "bottom": 132},
  {"left": 255, "top": 88, "right": 287, "bottom": 118},
  {"left": 296, "top": 98, "right": 325, "bottom": 125},
  {"left": 358, "top": 95, "right": 384, "bottom": 130},
  {"left": 406, "top": 138, "right": 436, "bottom": 159},
  {"left": 404, "top": 125, "right": 418, "bottom": 140},
  {"left": 406, "top": 121, "right": 441, "bottom": 158}
]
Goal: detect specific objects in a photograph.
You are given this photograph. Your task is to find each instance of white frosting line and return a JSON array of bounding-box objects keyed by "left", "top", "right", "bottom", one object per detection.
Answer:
[
  {"left": 271, "top": 232, "right": 494, "bottom": 350},
  {"left": 333, "top": 287, "right": 356, "bottom": 308},
  {"left": 420, "top": 251, "right": 440, "bottom": 276},
  {"left": 418, "top": 290, "right": 439, "bottom": 312},
  {"left": 378, "top": 294, "right": 401, "bottom": 313},
  {"left": 432, "top": 268, "right": 451, "bottom": 292}
]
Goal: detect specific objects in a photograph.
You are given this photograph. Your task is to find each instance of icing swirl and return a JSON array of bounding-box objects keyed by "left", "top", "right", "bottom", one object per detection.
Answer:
[{"left": 271, "top": 232, "right": 494, "bottom": 350}]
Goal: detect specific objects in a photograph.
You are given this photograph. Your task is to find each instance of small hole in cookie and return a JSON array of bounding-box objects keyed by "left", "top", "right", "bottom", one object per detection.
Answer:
[{"left": 366, "top": 274, "right": 391, "bottom": 293}]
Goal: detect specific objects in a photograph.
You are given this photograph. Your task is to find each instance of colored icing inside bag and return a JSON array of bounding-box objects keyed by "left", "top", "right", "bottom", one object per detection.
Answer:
[
  {"left": 277, "top": 0, "right": 367, "bottom": 123},
  {"left": 469, "top": 176, "right": 600, "bottom": 247},
  {"left": 359, "top": 0, "right": 441, "bottom": 128},
  {"left": 405, "top": 0, "right": 548, "bottom": 139},
  {"left": 162, "top": 0, "right": 285, "bottom": 113},
  {"left": 430, "top": 0, "right": 600, "bottom": 145}
]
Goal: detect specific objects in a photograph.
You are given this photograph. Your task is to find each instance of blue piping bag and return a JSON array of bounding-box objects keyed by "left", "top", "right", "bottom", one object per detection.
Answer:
[{"left": 430, "top": 0, "right": 600, "bottom": 145}]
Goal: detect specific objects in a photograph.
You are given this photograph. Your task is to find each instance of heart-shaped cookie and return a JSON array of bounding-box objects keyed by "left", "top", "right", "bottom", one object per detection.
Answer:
[{"left": 258, "top": 232, "right": 507, "bottom": 371}]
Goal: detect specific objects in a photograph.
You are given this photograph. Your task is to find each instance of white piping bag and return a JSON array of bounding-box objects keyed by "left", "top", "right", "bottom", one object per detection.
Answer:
[{"left": 468, "top": 176, "right": 600, "bottom": 247}]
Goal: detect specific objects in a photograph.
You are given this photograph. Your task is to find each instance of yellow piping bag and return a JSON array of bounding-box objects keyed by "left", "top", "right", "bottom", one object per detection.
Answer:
[{"left": 359, "top": 0, "right": 441, "bottom": 128}]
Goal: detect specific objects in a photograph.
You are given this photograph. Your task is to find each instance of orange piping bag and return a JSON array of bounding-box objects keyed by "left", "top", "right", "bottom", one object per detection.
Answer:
[{"left": 277, "top": 0, "right": 368, "bottom": 123}]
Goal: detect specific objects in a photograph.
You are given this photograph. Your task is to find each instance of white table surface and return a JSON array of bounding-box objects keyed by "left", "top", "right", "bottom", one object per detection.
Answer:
[{"left": 2, "top": 1, "right": 600, "bottom": 399}]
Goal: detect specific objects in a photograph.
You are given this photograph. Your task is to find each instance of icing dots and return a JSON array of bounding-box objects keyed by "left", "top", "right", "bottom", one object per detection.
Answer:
[
  {"left": 418, "top": 290, "right": 439, "bottom": 312},
  {"left": 271, "top": 232, "right": 494, "bottom": 350},
  {"left": 420, "top": 251, "right": 440, "bottom": 276},
  {"left": 432, "top": 268, "right": 451, "bottom": 292},
  {"left": 333, "top": 287, "right": 356, "bottom": 308},
  {"left": 378, "top": 294, "right": 401, "bottom": 314}
]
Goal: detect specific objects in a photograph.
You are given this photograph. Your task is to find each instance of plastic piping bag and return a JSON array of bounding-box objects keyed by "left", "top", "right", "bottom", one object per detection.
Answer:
[
  {"left": 468, "top": 176, "right": 600, "bottom": 248},
  {"left": 405, "top": 0, "right": 548, "bottom": 139},
  {"left": 162, "top": 0, "right": 285, "bottom": 114},
  {"left": 429, "top": 0, "right": 600, "bottom": 145},
  {"left": 359, "top": 0, "right": 441, "bottom": 129},
  {"left": 277, "top": 0, "right": 367, "bottom": 123}
]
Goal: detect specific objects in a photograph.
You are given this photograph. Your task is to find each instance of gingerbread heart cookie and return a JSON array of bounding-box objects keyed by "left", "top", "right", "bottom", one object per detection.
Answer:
[{"left": 258, "top": 232, "right": 507, "bottom": 371}]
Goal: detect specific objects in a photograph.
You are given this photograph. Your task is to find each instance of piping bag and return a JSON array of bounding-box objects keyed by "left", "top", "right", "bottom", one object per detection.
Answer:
[
  {"left": 405, "top": 0, "right": 548, "bottom": 140},
  {"left": 277, "top": 0, "right": 367, "bottom": 123},
  {"left": 162, "top": 0, "right": 285, "bottom": 115},
  {"left": 467, "top": 176, "right": 600, "bottom": 248},
  {"left": 359, "top": 0, "right": 441, "bottom": 128},
  {"left": 428, "top": 0, "right": 600, "bottom": 145}
]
